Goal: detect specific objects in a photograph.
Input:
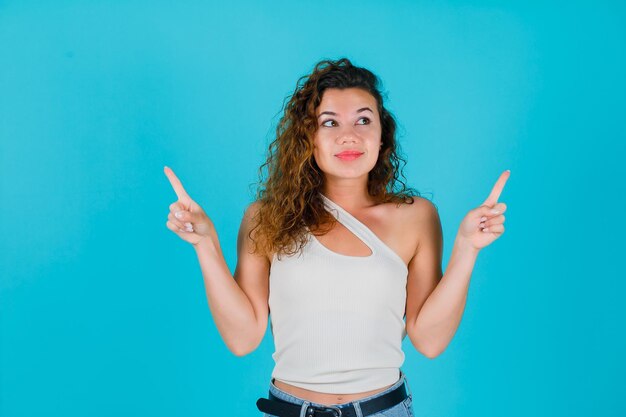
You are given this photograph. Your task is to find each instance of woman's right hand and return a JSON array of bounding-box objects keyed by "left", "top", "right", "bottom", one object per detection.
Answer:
[{"left": 164, "top": 166, "right": 217, "bottom": 247}]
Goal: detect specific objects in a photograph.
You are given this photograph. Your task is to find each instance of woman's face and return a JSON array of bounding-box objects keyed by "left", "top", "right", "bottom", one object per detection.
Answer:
[{"left": 312, "top": 87, "right": 382, "bottom": 183}]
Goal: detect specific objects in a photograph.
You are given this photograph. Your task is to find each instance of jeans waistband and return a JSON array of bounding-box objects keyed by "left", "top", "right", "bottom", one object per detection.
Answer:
[{"left": 268, "top": 369, "right": 413, "bottom": 410}]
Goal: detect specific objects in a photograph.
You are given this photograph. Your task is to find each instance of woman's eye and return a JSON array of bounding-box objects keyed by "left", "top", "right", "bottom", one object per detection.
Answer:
[{"left": 321, "top": 118, "right": 370, "bottom": 127}]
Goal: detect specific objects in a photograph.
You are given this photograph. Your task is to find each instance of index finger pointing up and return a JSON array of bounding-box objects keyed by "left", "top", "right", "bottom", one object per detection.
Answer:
[
  {"left": 483, "top": 170, "right": 511, "bottom": 207},
  {"left": 164, "top": 166, "right": 191, "bottom": 201}
]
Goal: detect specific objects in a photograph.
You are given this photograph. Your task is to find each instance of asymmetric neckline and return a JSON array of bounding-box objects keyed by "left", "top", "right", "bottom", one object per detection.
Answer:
[{"left": 318, "top": 193, "right": 408, "bottom": 270}]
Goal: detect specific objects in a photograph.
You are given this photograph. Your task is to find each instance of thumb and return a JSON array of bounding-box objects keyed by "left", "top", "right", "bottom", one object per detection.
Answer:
[
  {"left": 174, "top": 200, "right": 204, "bottom": 222},
  {"left": 476, "top": 204, "right": 501, "bottom": 217},
  {"left": 171, "top": 201, "right": 192, "bottom": 220}
]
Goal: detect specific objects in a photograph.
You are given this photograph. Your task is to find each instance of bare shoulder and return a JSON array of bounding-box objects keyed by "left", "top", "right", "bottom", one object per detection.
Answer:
[
  {"left": 408, "top": 196, "right": 439, "bottom": 224},
  {"left": 244, "top": 200, "right": 263, "bottom": 217},
  {"left": 370, "top": 196, "right": 439, "bottom": 265},
  {"left": 241, "top": 200, "right": 265, "bottom": 233},
  {"left": 381, "top": 195, "right": 438, "bottom": 225},
  {"left": 403, "top": 197, "right": 442, "bottom": 260},
  {"left": 403, "top": 197, "right": 441, "bottom": 241},
  {"left": 239, "top": 200, "right": 271, "bottom": 263}
]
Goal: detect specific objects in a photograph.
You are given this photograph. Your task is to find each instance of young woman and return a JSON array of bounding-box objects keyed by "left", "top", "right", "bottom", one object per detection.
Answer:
[{"left": 164, "top": 58, "right": 509, "bottom": 417}]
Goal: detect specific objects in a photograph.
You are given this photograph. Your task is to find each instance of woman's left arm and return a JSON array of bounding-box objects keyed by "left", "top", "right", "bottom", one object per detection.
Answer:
[{"left": 406, "top": 170, "right": 510, "bottom": 358}]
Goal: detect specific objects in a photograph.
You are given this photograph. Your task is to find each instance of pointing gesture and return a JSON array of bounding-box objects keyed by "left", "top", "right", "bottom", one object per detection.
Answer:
[
  {"left": 164, "top": 166, "right": 217, "bottom": 247},
  {"left": 165, "top": 165, "right": 193, "bottom": 204},
  {"left": 457, "top": 170, "right": 510, "bottom": 251}
]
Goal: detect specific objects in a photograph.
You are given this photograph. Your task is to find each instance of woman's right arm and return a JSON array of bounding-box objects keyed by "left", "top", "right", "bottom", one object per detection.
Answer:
[
  {"left": 193, "top": 201, "right": 270, "bottom": 356},
  {"left": 164, "top": 166, "right": 270, "bottom": 356}
]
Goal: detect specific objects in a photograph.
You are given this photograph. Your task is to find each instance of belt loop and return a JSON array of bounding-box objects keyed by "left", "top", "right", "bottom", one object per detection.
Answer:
[
  {"left": 300, "top": 401, "right": 312, "bottom": 417},
  {"left": 352, "top": 401, "right": 364, "bottom": 417},
  {"left": 402, "top": 369, "right": 413, "bottom": 398}
]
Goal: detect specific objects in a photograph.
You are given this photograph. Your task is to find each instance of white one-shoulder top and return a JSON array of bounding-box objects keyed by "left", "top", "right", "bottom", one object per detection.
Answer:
[{"left": 268, "top": 193, "right": 409, "bottom": 394}]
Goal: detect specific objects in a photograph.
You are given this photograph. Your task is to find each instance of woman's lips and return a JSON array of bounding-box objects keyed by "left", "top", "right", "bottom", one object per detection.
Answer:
[{"left": 335, "top": 151, "right": 364, "bottom": 161}]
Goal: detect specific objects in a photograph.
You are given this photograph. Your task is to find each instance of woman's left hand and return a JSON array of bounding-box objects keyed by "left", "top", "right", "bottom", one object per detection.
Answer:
[{"left": 456, "top": 170, "right": 510, "bottom": 251}]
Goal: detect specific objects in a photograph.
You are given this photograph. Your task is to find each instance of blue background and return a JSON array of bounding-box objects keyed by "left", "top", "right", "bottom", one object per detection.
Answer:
[{"left": 1, "top": 1, "right": 625, "bottom": 416}]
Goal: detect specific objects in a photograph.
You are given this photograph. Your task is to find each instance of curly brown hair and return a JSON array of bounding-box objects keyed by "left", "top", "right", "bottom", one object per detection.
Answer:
[{"left": 249, "top": 57, "right": 420, "bottom": 260}]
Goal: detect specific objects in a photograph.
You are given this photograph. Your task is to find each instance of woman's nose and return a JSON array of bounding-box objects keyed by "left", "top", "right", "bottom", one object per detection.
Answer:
[
  {"left": 338, "top": 135, "right": 357, "bottom": 144},
  {"left": 336, "top": 126, "right": 359, "bottom": 143}
]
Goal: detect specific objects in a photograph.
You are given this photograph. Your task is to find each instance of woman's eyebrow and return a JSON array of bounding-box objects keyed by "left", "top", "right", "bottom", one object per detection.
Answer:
[{"left": 317, "top": 107, "right": 374, "bottom": 118}]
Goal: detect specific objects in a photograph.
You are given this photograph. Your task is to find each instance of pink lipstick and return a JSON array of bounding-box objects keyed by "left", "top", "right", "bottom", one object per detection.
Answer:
[{"left": 335, "top": 151, "right": 364, "bottom": 161}]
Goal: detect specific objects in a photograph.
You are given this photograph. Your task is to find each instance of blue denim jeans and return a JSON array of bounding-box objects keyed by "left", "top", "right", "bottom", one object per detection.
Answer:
[{"left": 262, "top": 370, "right": 415, "bottom": 417}]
